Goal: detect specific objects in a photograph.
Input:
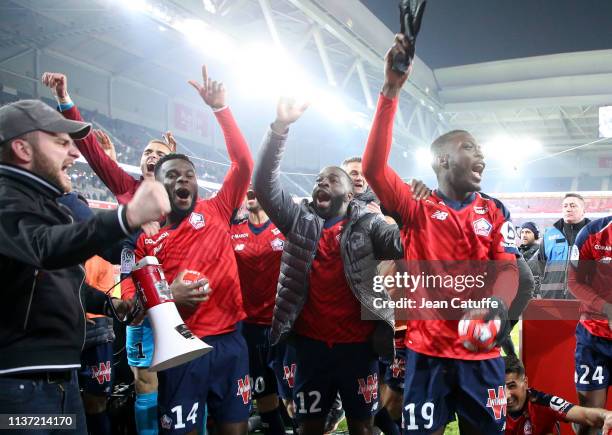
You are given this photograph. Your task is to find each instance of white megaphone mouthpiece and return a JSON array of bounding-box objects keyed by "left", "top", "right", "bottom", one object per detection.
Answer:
[{"left": 131, "top": 256, "right": 212, "bottom": 372}]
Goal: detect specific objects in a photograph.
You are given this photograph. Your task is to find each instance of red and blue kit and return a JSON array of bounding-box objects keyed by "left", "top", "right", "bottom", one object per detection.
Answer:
[
  {"left": 569, "top": 216, "right": 612, "bottom": 391},
  {"left": 231, "top": 218, "right": 285, "bottom": 400},
  {"left": 363, "top": 94, "right": 519, "bottom": 434}
]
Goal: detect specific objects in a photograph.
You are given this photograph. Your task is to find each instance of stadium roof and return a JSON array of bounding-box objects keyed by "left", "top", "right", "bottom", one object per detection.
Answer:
[{"left": 0, "top": 0, "right": 610, "bottom": 155}]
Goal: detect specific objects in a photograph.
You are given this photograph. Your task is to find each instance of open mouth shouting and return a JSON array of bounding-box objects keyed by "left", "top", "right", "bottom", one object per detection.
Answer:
[
  {"left": 471, "top": 161, "right": 485, "bottom": 182},
  {"left": 174, "top": 186, "right": 192, "bottom": 208},
  {"left": 314, "top": 189, "right": 332, "bottom": 209},
  {"left": 61, "top": 161, "right": 74, "bottom": 185}
]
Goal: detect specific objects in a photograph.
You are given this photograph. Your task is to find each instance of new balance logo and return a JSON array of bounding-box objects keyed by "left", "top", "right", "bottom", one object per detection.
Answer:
[{"left": 431, "top": 210, "right": 448, "bottom": 221}]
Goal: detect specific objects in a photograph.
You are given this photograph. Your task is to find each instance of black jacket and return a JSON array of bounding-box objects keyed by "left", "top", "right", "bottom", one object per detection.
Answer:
[
  {"left": 254, "top": 129, "right": 403, "bottom": 360},
  {"left": 0, "top": 164, "right": 132, "bottom": 374}
]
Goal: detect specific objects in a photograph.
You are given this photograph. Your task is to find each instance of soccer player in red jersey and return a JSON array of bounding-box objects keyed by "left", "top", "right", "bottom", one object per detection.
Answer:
[
  {"left": 362, "top": 35, "right": 520, "bottom": 434},
  {"left": 568, "top": 215, "right": 612, "bottom": 435},
  {"left": 230, "top": 187, "right": 287, "bottom": 435},
  {"left": 254, "top": 98, "right": 403, "bottom": 435},
  {"left": 121, "top": 74, "right": 253, "bottom": 435},
  {"left": 504, "top": 356, "right": 610, "bottom": 434}
]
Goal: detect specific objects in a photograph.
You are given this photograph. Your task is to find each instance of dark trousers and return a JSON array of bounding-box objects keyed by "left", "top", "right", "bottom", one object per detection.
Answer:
[{"left": 0, "top": 369, "right": 87, "bottom": 435}]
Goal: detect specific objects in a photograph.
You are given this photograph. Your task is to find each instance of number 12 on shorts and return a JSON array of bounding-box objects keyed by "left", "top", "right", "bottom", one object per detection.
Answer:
[{"left": 403, "top": 402, "right": 435, "bottom": 430}]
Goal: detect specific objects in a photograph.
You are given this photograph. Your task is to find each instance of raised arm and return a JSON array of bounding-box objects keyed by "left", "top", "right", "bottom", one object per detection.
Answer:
[
  {"left": 362, "top": 35, "right": 416, "bottom": 224},
  {"left": 188, "top": 65, "right": 253, "bottom": 219},
  {"left": 42, "top": 72, "right": 139, "bottom": 200},
  {"left": 253, "top": 97, "right": 309, "bottom": 235}
]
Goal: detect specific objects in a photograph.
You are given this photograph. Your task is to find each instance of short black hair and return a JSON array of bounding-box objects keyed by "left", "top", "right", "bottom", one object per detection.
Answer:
[
  {"left": 342, "top": 156, "right": 362, "bottom": 167},
  {"left": 503, "top": 355, "right": 525, "bottom": 377},
  {"left": 430, "top": 129, "right": 470, "bottom": 156},
  {"left": 564, "top": 192, "right": 585, "bottom": 203},
  {"left": 318, "top": 165, "right": 353, "bottom": 190},
  {"left": 154, "top": 153, "right": 195, "bottom": 178}
]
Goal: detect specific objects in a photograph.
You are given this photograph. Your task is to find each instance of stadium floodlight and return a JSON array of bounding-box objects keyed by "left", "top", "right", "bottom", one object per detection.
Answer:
[
  {"left": 174, "top": 19, "right": 235, "bottom": 62},
  {"left": 415, "top": 147, "right": 433, "bottom": 166},
  {"left": 123, "top": 0, "right": 151, "bottom": 12},
  {"left": 600, "top": 106, "right": 612, "bottom": 138},
  {"left": 202, "top": 0, "right": 217, "bottom": 14}
]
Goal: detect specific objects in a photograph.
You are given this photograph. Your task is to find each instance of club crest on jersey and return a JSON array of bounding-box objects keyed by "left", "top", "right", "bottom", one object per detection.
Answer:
[
  {"left": 523, "top": 419, "right": 532, "bottom": 434},
  {"left": 500, "top": 221, "right": 517, "bottom": 248},
  {"left": 283, "top": 363, "right": 296, "bottom": 388},
  {"left": 91, "top": 361, "right": 111, "bottom": 384},
  {"left": 473, "top": 218, "right": 493, "bottom": 237},
  {"left": 234, "top": 243, "right": 245, "bottom": 252},
  {"left": 270, "top": 237, "right": 284, "bottom": 251},
  {"left": 189, "top": 212, "right": 205, "bottom": 230},
  {"left": 431, "top": 210, "right": 448, "bottom": 221},
  {"left": 236, "top": 375, "right": 251, "bottom": 404},
  {"left": 474, "top": 205, "right": 488, "bottom": 215},
  {"left": 485, "top": 386, "right": 507, "bottom": 420},
  {"left": 160, "top": 414, "right": 173, "bottom": 430},
  {"left": 357, "top": 374, "right": 378, "bottom": 404}
]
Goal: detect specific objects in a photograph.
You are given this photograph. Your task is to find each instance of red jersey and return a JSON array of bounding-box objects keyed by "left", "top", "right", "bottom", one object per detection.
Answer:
[
  {"left": 119, "top": 106, "right": 253, "bottom": 337},
  {"left": 506, "top": 401, "right": 568, "bottom": 435},
  {"left": 230, "top": 219, "right": 285, "bottom": 325},
  {"left": 295, "top": 218, "right": 376, "bottom": 344},
  {"left": 362, "top": 94, "right": 519, "bottom": 360},
  {"left": 569, "top": 216, "right": 612, "bottom": 340}
]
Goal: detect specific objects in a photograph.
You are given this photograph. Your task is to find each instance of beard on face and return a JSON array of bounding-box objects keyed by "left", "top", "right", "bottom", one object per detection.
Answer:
[
  {"left": 169, "top": 195, "right": 197, "bottom": 220},
  {"left": 314, "top": 192, "right": 346, "bottom": 219},
  {"left": 32, "top": 152, "right": 71, "bottom": 193}
]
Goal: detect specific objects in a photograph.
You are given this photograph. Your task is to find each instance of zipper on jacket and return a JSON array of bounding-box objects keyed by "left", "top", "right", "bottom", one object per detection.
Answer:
[
  {"left": 23, "top": 270, "right": 39, "bottom": 330},
  {"left": 78, "top": 264, "right": 87, "bottom": 351}
]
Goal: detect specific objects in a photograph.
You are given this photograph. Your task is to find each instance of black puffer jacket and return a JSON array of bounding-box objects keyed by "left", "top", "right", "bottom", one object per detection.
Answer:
[
  {"left": 0, "top": 163, "right": 131, "bottom": 374},
  {"left": 254, "top": 129, "right": 403, "bottom": 360}
]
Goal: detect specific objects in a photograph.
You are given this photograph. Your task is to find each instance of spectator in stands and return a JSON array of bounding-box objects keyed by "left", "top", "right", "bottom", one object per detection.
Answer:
[
  {"left": 519, "top": 221, "right": 542, "bottom": 293},
  {"left": 539, "top": 193, "right": 590, "bottom": 299}
]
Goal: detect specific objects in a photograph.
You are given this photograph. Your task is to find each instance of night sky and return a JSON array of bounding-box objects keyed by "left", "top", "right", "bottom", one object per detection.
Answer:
[{"left": 360, "top": 0, "right": 612, "bottom": 69}]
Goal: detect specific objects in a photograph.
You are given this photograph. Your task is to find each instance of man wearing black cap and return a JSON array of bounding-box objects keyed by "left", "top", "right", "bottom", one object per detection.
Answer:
[
  {"left": 0, "top": 99, "right": 170, "bottom": 434},
  {"left": 519, "top": 222, "right": 540, "bottom": 262}
]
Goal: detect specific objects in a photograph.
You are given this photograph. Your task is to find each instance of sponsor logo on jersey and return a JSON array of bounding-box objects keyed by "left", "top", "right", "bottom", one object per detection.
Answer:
[
  {"left": 473, "top": 218, "right": 493, "bottom": 237},
  {"left": 232, "top": 233, "right": 249, "bottom": 239},
  {"left": 474, "top": 205, "right": 488, "bottom": 215},
  {"left": 594, "top": 244, "right": 612, "bottom": 251},
  {"left": 270, "top": 237, "right": 284, "bottom": 251},
  {"left": 357, "top": 374, "right": 378, "bottom": 404},
  {"left": 144, "top": 231, "right": 169, "bottom": 245},
  {"left": 91, "top": 361, "right": 112, "bottom": 384},
  {"left": 601, "top": 256, "right": 612, "bottom": 264},
  {"left": 236, "top": 375, "right": 251, "bottom": 404},
  {"left": 271, "top": 228, "right": 281, "bottom": 235},
  {"left": 234, "top": 243, "right": 245, "bottom": 251},
  {"left": 153, "top": 243, "right": 163, "bottom": 256},
  {"left": 189, "top": 212, "right": 205, "bottom": 230},
  {"left": 485, "top": 386, "right": 507, "bottom": 420},
  {"left": 431, "top": 210, "right": 448, "bottom": 221}
]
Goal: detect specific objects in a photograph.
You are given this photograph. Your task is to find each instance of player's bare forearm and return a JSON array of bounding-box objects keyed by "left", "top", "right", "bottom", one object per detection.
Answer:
[
  {"left": 567, "top": 266, "right": 607, "bottom": 312},
  {"left": 567, "top": 405, "right": 610, "bottom": 428}
]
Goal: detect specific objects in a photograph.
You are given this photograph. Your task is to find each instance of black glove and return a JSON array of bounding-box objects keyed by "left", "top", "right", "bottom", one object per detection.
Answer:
[
  {"left": 392, "top": 0, "right": 427, "bottom": 73},
  {"left": 528, "top": 388, "right": 574, "bottom": 416}
]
